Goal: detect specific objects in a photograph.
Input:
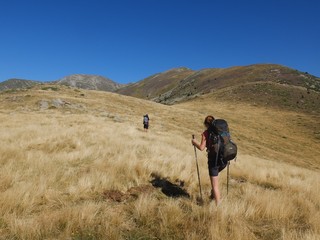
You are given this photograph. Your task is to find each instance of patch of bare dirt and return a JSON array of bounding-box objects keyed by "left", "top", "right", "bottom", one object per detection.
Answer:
[{"left": 103, "top": 185, "right": 154, "bottom": 202}]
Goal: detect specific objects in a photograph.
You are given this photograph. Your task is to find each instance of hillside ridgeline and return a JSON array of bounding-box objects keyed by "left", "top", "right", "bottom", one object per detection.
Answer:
[
  {"left": 2, "top": 64, "right": 319, "bottom": 104},
  {"left": 0, "top": 74, "right": 123, "bottom": 92},
  {"left": 118, "top": 64, "right": 320, "bottom": 105},
  {"left": 54, "top": 74, "right": 123, "bottom": 91},
  {"left": 0, "top": 78, "right": 41, "bottom": 91}
]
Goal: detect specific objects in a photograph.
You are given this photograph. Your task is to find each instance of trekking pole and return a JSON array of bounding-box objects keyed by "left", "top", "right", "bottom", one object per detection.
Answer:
[
  {"left": 192, "top": 135, "right": 203, "bottom": 203},
  {"left": 227, "top": 161, "right": 230, "bottom": 195}
]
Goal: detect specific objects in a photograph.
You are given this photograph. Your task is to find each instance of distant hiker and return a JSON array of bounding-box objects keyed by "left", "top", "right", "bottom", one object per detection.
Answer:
[
  {"left": 143, "top": 114, "right": 149, "bottom": 132},
  {"left": 191, "top": 115, "right": 225, "bottom": 206}
]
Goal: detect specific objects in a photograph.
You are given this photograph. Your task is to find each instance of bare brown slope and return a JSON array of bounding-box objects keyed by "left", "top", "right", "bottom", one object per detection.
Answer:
[
  {"left": 117, "top": 67, "right": 194, "bottom": 99},
  {"left": 117, "top": 64, "right": 320, "bottom": 105}
]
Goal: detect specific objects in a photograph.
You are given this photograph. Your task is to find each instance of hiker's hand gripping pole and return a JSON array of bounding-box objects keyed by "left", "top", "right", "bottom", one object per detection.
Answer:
[{"left": 192, "top": 135, "right": 203, "bottom": 202}]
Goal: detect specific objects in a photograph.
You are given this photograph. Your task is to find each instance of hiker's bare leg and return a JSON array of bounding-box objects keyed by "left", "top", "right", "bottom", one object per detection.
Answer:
[{"left": 210, "top": 176, "right": 221, "bottom": 205}]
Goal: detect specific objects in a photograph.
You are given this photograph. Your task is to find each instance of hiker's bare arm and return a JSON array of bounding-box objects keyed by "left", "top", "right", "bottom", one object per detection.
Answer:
[{"left": 192, "top": 134, "right": 206, "bottom": 151}]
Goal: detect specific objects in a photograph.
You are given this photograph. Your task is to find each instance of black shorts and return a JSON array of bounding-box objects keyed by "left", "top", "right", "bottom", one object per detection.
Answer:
[
  {"left": 208, "top": 165, "right": 219, "bottom": 177},
  {"left": 208, "top": 158, "right": 227, "bottom": 177},
  {"left": 143, "top": 123, "right": 149, "bottom": 129}
]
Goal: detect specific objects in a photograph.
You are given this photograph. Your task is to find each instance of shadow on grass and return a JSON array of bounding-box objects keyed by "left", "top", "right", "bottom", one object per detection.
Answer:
[{"left": 150, "top": 173, "right": 190, "bottom": 198}]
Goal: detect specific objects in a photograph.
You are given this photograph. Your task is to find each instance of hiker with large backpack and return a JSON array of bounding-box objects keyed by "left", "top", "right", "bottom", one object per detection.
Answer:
[
  {"left": 143, "top": 114, "right": 149, "bottom": 132},
  {"left": 192, "top": 115, "right": 237, "bottom": 206}
]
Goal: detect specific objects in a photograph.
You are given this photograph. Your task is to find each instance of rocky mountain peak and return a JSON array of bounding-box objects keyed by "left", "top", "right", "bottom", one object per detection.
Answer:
[{"left": 55, "top": 74, "right": 123, "bottom": 92}]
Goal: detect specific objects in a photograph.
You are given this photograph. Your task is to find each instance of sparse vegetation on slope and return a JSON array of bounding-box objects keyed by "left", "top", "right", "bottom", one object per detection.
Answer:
[
  {"left": 0, "top": 74, "right": 123, "bottom": 93},
  {"left": 0, "top": 78, "right": 41, "bottom": 91},
  {"left": 117, "top": 67, "right": 194, "bottom": 100},
  {"left": 118, "top": 64, "right": 320, "bottom": 105},
  {"left": 0, "top": 85, "right": 319, "bottom": 239},
  {"left": 196, "top": 82, "right": 320, "bottom": 114},
  {"left": 55, "top": 74, "right": 123, "bottom": 92}
]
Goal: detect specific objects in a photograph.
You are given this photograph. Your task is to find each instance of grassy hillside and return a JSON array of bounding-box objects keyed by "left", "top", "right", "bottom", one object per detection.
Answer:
[
  {"left": 0, "top": 85, "right": 319, "bottom": 239},
  {"left": 117, "top": 67, "right": 194, "bottom": 99},
  {"left": 117, "top": 64, "right": 320, "bottom": 105},
  {"left": 206, "top": 82, "right": 320, "bottom": 114},
  {"left": 178, "top": 90, "right": 320, "bottom": 170}
]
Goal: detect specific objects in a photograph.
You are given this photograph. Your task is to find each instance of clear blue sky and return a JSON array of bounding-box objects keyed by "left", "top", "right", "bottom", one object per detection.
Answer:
[{"left": 1, "top": 0, "right": 319, "bottom": 83}]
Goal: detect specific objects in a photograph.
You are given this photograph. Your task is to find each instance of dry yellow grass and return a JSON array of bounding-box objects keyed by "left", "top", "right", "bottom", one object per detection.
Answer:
[
  {"left": 0, "top": 85, "right": 319, "bottom": 239},
  {"left": 179, "top": 93, "right": 320, "bottom": 170}
]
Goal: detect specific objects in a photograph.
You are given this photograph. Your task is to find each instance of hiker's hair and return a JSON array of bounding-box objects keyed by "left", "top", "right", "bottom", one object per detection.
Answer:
[{"left": 204, "top": 115, "right": 215, "bottom": 127}]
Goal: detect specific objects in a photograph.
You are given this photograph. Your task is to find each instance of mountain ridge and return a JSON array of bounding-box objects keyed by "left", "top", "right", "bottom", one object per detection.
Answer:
[
  {"left": 53, "top": 74, "right": 123, "bottom": 92},
  {"left": 117, "top": 64, "right": 320, "bottom": 104},
  {"left": 0, "top": 74, "right": 124, "bottom": 92},
  {"left": 0, "top": 78, "right": 41, "bottom": 91},
  {"left": 1, "top": 64, "right": 319, "bottom": 104}
]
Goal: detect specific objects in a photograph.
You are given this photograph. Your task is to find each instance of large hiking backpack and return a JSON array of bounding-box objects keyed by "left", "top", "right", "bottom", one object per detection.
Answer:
[
  {"left": 143, "top": 115, "right": 149, "bottom": 124},
  {"left": 208, "top": 119, "right": 237, "bottom": 167}
]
